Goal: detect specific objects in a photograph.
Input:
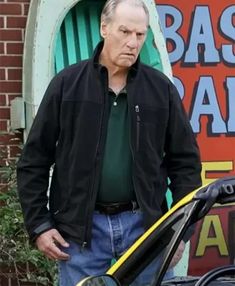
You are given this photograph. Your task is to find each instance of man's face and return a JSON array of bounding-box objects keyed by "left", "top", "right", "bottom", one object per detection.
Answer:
[{"left": 100, "top": 2, "right": 148, "bottom": 69}]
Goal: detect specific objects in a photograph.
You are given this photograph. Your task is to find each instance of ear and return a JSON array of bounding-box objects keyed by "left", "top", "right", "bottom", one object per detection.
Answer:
[{"left": 100, "top": 21, "right": 108, "bottom": 38}]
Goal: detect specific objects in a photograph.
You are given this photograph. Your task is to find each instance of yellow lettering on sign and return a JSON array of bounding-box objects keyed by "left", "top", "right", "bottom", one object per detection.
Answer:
[
  {"left": 201, "top": 161, "right": 233, "bottom": 185},
  {"left": 196, "top": 215, "right": 228, "bottom": 256}
]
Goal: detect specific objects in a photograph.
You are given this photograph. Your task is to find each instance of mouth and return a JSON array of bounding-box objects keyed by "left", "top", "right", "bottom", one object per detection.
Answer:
[{"left": 122, "top": 53, "right": 135, "bottom": 58}]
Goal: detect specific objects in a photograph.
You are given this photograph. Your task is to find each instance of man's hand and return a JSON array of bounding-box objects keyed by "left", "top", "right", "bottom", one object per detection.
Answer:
[
  {"left": 169, "top": 240, "right": 185, "bottom": 268},
  {"left": 36, "top": 228, "right": 70, "bottom": 260}
]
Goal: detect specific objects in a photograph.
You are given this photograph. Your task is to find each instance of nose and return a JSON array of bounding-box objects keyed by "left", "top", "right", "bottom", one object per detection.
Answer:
[{"left": 127, "top": 33, "right": 138, "bottom": 49}]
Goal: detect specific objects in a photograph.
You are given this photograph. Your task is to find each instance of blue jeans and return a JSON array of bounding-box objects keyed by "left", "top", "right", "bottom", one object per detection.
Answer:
[{"left": 59, "top": 210, "right": 173, "bottom": 286}]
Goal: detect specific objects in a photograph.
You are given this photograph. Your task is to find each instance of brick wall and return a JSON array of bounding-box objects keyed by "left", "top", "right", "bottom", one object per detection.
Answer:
[
  {"left": 0, "top": 1, "right": 32, "bottom": 285},
  {"left": 0, "top": 0, "right": 29, "bottom": 185}
]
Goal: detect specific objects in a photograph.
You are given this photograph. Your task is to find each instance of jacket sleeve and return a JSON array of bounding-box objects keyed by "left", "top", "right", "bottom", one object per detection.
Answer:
[
  {"left": 165, "top": 82, "right": 202, "bottom": 204},
  {"left": 17, "top": 74, "right": 63, "bottom": 241}
]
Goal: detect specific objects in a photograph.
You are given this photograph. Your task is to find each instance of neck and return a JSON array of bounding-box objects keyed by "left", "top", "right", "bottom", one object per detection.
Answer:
[
  {"left": 99, "top": 53, "right": 129, "bottom": 93},
  {"left": 109, "top": 71, "right": 127, "bottom": 94},
  {"left": 99, "top": 52, "right": 129, "bottom": 75}
]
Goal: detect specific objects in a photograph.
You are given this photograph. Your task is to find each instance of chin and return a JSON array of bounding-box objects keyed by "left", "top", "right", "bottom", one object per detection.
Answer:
[{"left": 118, "top": 60, "right": 135, "bottom": 68}]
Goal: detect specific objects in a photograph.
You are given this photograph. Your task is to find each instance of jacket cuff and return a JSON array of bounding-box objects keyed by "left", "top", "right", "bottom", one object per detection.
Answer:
[{"left": 30, "top": 220, "right": 55, "bottom": 242}]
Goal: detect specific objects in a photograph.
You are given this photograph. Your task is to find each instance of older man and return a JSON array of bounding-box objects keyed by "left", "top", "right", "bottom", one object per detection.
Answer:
[{"left": 17, "top": 0, "right": 202, "bottom": 285}]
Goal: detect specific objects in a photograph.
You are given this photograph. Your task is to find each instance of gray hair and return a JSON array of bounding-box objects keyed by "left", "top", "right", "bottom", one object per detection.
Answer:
[{"left": 101, "top": 0, "right": 149, "bottom": 26}]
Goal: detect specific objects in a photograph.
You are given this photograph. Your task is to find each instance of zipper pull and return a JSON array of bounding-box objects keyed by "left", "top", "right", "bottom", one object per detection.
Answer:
[
  {"left": 135, "top": 105, "right": 140, "bottom": 122},
  {"left": 82, "top": 241, "right": 87, "bottom": 248},
  {"left": 79, "top": 241, "right": 87, "bottom": 253}
]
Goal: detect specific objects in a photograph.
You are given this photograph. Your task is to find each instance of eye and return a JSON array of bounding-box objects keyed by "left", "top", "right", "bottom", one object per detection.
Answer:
[
  {"left": 121, "top": 29, "right": 128, "bottom": 34},
  {"left": 137, "top": 32, "right": 145, "bottom": 38}
]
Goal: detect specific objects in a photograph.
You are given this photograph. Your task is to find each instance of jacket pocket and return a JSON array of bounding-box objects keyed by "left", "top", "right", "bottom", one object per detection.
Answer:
[
  {"left": 133, "top": 104, "right": 168, "bottom": 152},
  {"left": 49, "top": 174, "right": 69, "bottom": 218}
]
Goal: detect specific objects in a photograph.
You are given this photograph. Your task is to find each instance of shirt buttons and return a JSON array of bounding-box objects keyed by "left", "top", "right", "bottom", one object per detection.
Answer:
[{"left": 113, "top": 101, "right": 117, "bottom": 106}]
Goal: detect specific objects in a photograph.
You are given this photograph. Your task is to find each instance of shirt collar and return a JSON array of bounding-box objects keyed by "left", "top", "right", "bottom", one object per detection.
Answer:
[{"left": 108, "top": 87, "right": 127, "bottom": 96}]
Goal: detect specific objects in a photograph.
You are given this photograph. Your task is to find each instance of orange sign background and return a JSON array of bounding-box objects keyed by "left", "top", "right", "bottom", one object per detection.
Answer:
[
  {"left": 156, "top": 1, "right": 235, "bottom": 184},
  {"left": 188, "top": 205, "right": 235, "bottom": 274}
]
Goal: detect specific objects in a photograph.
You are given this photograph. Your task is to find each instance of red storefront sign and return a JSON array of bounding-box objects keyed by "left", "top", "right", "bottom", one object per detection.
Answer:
[
  {"left": 188, "top": 205, "right": 235, "bottom": 275},
  {"left": 156, "top": 1, "right": 235, "bottom": 183},
  {"left": 155, "top": 0, "right": 235, "bottom": 274}
]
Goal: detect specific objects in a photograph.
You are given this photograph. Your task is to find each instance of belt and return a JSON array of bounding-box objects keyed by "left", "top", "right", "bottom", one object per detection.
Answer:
[{"left": 95, "top": 201, "right": 139, "bottom": 215}]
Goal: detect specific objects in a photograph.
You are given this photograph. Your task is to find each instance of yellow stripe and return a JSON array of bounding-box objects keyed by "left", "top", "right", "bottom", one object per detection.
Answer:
[{"left": 76, "top": 276, "right": 92, "bottom": 286}]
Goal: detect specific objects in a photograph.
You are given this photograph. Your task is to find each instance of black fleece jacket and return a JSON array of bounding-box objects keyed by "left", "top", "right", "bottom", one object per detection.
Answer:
[{"left": 17, "top": 42, "right": 202, "bottom": 245}]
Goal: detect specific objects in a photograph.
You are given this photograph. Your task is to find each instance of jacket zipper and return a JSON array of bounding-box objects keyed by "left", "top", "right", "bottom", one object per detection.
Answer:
[
  {"left": 135, "top": 105, "right": 140, "bottom": 152},
  {"left": 82, "top": 72, "right": 108, "bottom": 247},
  {"left": 82, "top": 110, "right": 104, "bottom": 248},
  {"left": 126, "top": 80, "right": 144, "bottom": 218},
  {"left": 128, "top": 102, "right": 143, "bottom": 214}
]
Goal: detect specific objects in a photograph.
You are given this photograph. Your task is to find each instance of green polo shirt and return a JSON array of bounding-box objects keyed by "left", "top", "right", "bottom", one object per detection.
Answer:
[{"left": 97, "top": 89, "right": 136, "bottom": 203}]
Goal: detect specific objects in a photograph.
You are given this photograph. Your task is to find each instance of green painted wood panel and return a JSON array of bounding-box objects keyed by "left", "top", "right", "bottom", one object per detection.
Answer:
[
  {"left": 75, "top": 3, "right": 90, "bottom": 60},
  {"left": 55, "top": 31, "right": 65, "bottom": 73},
  {"left": 65, "top": 12, "right": 77, "bottom": 65}
]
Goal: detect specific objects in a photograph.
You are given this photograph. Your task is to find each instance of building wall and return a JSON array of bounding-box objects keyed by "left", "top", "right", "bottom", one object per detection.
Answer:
[
  {"left": 0, "top": 1, "right": 32, "bottom": 285},
  {"left": 0, "top": 0, "right": 29, "bottom": 187}
]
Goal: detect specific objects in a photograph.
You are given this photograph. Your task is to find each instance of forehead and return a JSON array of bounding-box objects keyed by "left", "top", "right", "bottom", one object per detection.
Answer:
[{"left": 110, "top": 2, "right": 148, "bottom": 31}]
